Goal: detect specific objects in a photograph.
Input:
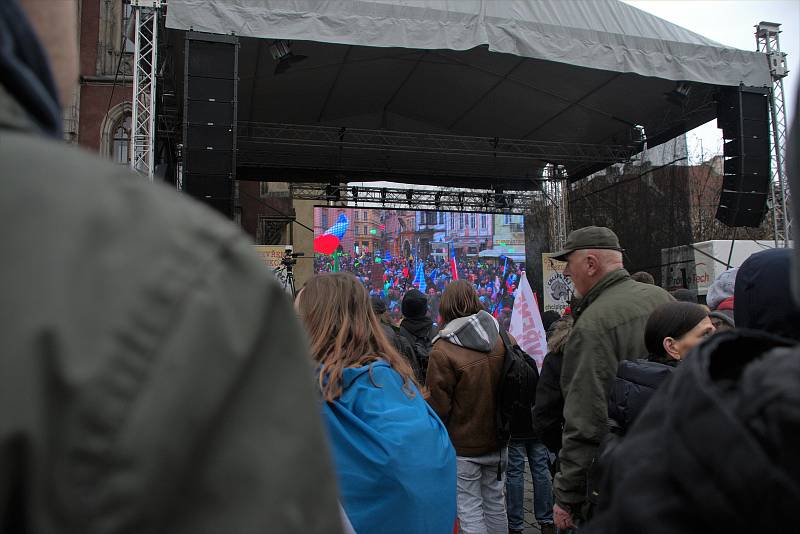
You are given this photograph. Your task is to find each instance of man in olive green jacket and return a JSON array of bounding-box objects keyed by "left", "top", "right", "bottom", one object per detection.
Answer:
[
  {"left": 550, "top": 227, "right": 672, "bottom": 529},
  {"left": 0, "top": 2, "right": 342, "bottom": 532}
]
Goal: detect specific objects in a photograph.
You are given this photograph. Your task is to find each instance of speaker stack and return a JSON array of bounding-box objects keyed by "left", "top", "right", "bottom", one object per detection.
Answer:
[
  {"left": 715, "top": 85, "right": 771, "bottom": 228},
  {"left": 182, "top": 32, "right": 239, "bottom": 217}
]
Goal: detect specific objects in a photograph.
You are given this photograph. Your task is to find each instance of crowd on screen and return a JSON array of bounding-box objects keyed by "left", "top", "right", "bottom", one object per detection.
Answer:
[{"left": 314, "top": 252, "right": 524, "bottom": 331}]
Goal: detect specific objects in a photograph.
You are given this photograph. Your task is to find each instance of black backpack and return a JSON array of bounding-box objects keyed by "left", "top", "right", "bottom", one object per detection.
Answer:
[
  {"left": 496, "top": 330, "right": 540, "bottom": 446},
  {"left": 399, "top": 326, "right": 432, "bottom": 383}
]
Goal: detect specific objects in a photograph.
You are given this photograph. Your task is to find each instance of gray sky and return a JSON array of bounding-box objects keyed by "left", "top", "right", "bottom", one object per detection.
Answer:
[{"left": 623, "top": 0, "right": 799, "bottom": 162}]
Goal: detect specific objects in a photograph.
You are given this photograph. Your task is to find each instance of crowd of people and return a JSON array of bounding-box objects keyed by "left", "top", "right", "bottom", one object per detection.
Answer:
[
  {"left": 315, "top": 253, "right": 524, "bottom": 331},
  {"left": 3, "top": 1, "right": 799, "bottom": 532}
]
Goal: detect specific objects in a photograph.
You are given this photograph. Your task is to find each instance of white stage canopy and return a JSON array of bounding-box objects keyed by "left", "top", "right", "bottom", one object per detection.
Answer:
[
  {"left": 167, "top": 0, "right": 769, "bottom": 88},
  {"left": 165, "top": 0, "right": 771, "bottom": 186}
]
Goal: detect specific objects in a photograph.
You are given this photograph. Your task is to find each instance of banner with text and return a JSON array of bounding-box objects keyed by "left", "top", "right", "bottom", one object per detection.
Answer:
[
  {"left": 509, "top": 272, "right": 548, "bottom": 370},
  {"left": 542, "top": 253, "right": 574, "bottom": 316}
]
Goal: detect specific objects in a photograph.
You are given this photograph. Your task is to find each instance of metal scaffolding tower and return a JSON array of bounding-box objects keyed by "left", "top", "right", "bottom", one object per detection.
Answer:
[
  {"left": 541, "top": 165, "right": 570, "bottom": 250},
  {"left": 130, "top": 0, "right": 163, "bottom": 180},
  {"left": 756, "top": 21, "right": 791, "bottom": 246}
]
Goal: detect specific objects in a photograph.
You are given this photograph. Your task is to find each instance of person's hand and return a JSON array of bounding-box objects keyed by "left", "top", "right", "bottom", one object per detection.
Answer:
[{"left": 554, "top": 503, "right": 576, "bottom": 530}]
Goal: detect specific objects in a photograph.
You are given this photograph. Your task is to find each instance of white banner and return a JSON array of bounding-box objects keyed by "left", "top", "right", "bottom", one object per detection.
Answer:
[{"left": 509, "top": 272, "right": 549, "bottom": 370}]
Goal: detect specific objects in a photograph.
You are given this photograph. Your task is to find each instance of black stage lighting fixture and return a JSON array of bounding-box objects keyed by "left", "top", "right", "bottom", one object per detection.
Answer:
[
  {"left": 270, "top": 40, "right": 308, "bottom": 74},
  {"left": 325, "top": 182, "right": 340, "bottom": 202}
]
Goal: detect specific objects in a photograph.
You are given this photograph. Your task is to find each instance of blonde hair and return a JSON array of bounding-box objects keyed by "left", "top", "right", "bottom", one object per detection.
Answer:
[{"left": 297, "top": 273, "right": 420, "bottom": 402}]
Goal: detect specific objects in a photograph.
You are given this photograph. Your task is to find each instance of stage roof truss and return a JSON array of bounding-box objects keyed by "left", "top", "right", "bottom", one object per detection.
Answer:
[{"left": 290, "top": 183, "right": 544, "bottom": 215}]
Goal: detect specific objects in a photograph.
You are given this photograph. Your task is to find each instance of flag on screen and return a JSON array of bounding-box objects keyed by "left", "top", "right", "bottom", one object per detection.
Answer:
[
  {"left": 323, "top": 213, "right": 349, "bottom": 239},
  {"left": 450, "top": 243, "right": 459, "bottom": 280},
  {"left": 508, "top": 273, "right": 548, "bottom": 370}
]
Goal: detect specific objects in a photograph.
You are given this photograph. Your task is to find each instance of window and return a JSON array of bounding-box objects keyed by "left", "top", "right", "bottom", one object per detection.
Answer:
[
  {"left": 503, "top": 214, "right": 512, "bottom": 225},
  {"left": 259, "top": 182, "right": 269, "bottom": 197},
  {"left": 321, "top": 211, "right": 329, "bottom": 229},
  {"left": 256, "top": 217, "right": 289, "bottom": 245},
  {"left": 122, "top": 1, "right": 135, "bottom": 53},
  {"left": 355, "top": 226, "right": 360, "bottom": 235},
  {"left": 470, "top": 214, "right": 476, "bottom": 228},
  {"left": 450, "top": 214, "right": 454, "bottom": 229},
  {"left": 363, "top": 225, "right": 368, "bottom": 235},
  {"left": 112, "top": 115, "right": 131, "bottom": 165},
  {"left": 481, "top": 215, "right": 487, "bottom": 229}
]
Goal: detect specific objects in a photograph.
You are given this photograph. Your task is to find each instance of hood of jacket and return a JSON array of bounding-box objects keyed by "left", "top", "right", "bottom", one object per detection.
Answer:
[
  {"left": 400, "top": 315, "right": 434, "bottom": 338},
  {"left": 547, "top": 315, "right": 573, "bottom": 354},
  {"left": 433, "top": 310, "right": 499, "bottom": 353},
  {"left": 0, "top": 0, "right": 61, "bottom": 136},
  {"left": 735, "top": 248, "right": 800, "bottom": 341}
]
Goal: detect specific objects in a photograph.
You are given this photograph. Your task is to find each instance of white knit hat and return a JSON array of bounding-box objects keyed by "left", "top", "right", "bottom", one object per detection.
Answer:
[{"left": 706, "top": 267, "right": 738, "bottom": 310}]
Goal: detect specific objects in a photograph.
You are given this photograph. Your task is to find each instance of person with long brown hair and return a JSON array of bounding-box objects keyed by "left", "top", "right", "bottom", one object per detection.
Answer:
[
  {"left": 425, "top": 279, "right": 510, "bottom": 534},
  {"left": 296, "top": 273, "right": 456, "bottom": 534}
]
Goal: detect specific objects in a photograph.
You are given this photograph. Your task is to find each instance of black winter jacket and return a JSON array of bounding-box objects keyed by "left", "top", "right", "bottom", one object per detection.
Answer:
[
  {"left": 585, "top": 330, "right": 800, "bottom": 534},
  {"left": 607, "top": 359, "right": 674, "bottom": 435},
  {"left": 533, "top": 316, "right": 573, "bottom": 453}
]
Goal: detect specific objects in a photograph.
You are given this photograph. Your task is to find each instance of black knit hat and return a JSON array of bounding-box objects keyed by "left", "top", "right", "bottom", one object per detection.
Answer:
[{"left": 401, "top": 289, "right": 428, "bottom": 318}]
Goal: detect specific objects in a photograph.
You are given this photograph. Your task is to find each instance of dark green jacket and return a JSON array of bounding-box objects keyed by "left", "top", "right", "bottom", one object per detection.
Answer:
[
  {"left": 0, "top": 85, "right": 342, "bottom": 534},
  {"left": 554, "top": 269, "right": 672, "bottom": 509}
]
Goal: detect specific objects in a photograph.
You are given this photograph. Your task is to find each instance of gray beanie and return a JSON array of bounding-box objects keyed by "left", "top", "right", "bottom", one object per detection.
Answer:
[{"left": 707, "top": 267, "right": 738, "bottom": 310}]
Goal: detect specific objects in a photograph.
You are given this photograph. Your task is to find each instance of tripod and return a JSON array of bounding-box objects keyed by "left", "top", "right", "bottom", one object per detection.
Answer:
[{"left": 272, "top": 250, "right": 303, "bottom": 297}]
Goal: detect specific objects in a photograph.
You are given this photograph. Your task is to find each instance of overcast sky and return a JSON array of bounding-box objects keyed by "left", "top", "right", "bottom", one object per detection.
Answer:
[{"left": 623, "top": 0, "right": 799, "bottom": 162}]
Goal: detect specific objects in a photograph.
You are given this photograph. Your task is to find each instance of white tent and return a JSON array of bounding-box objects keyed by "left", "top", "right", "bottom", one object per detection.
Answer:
[
  {"left": 478, "top": 249, "right": 526, "bottom": 262},
  {"left": 167, "top": 0, "right": 768, "bottom": 87},
  {"left": 165, "top": 0, "right": 771, "bottom": 186}
]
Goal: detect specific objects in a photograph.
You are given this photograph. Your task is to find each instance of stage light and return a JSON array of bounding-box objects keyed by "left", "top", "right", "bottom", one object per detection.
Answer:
[
  {"left": 494, "top": 187, "right": 507, "bottom": 210},
  {"left": 325, "top": 181, "right": 340, "bottom": 202},
  {"left": 381, "top": 188, "right": 387, "bottom": 204},
  {"left": 352, "top": 186, "right": 359, "bottom": 204},
  {"left": 270, "top": 40, "right": 308, "bottom": 75},
  {"left": 434, "top": 191, "right": 442, "bottom": 208},
  {"left": 406, "top": 190, "right": 413, "bottom": 205},
  {"left": 665, "top": 82, "right": 691, "bottom": 105}
]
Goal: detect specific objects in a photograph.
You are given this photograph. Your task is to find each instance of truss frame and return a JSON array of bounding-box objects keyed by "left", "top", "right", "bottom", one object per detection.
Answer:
[
  {"left": 130, "top": 0, "right": 163, "bottom": 179},
  {"left": 290, "top": 183, "right": 544, "bottom": 215},
  {"left": 756, "top": 21, "right": 791, "bottom": 246}
]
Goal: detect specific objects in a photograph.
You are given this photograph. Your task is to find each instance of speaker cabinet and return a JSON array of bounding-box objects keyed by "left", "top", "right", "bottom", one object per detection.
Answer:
[
  {"left": 715, "top": 85, "right": 771, "bottom": 228},
  {"left": 183, "top": 32, "right": 238, "bottom": 217}
]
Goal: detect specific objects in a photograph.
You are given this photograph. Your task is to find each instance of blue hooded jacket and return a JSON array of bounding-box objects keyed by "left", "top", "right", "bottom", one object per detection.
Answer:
[{"left": 321, "top": 361, "right": 456, "bottom": 533}]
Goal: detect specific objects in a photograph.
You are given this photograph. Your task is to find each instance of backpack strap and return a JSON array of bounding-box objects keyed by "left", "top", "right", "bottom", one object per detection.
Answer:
[{"left": 498, "top": 329, "right": 515, "bottom": 357}]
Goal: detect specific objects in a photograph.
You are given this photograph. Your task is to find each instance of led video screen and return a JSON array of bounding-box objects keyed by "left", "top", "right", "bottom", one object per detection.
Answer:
[{"left": 313, "top": 207, "right": 526, "bottom": 330}]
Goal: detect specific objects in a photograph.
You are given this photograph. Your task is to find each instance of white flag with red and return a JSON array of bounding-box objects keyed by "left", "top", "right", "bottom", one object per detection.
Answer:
[{"left": 509, "top": 272, "right": 549, "bottom": 370}]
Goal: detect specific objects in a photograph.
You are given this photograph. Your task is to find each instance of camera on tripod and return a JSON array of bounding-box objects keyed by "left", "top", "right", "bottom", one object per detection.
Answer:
[{"left": 281, "top": 246, "right": 304, "bottom": 267}]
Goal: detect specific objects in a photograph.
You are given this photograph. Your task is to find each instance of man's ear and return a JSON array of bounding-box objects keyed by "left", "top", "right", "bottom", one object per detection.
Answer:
[
  {"left": 663, "top": 337, "right": 681, "bottom": 360},
  {"left": 585, "top": 253, "right": 599, "bottom": 276}
]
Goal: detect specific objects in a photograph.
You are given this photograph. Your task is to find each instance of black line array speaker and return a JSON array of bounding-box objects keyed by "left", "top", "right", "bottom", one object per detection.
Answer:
[
  {"left": 183, "top": 32, "right": 238, "bottom": 217},
  {"left": 715, "top": 85, "right": 771, "bottom": 228}
]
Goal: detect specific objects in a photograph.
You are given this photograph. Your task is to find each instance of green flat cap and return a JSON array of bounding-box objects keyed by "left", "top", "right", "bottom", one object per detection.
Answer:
[{"left": 551, "top": 226, "right": 624, "bottom": 261}]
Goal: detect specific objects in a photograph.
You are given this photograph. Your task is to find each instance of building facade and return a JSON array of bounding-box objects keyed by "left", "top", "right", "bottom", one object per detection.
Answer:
[
  {"left": 442, "top": 212, "right": 493, "bottom": 256},
  {"left": 493, "top": 214, "right": 525, "bottom": 256},
  {"left": 72, "top": 0, "right": 135, "bottom": 161}
]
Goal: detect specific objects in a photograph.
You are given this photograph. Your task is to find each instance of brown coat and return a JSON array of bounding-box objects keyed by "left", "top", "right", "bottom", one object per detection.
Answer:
[{"left": 425, "top": 335, "right": 508, "bottom": 457}]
